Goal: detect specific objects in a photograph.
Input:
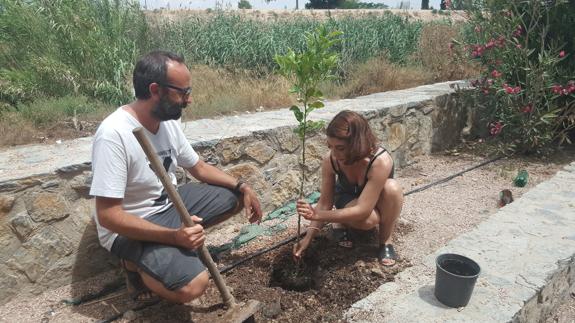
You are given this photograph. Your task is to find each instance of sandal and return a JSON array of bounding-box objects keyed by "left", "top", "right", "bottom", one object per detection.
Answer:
[
  {"left": 378, "top": 244, "right": 397, "bottom": 267},
  {"left": 121, "top": 260, "right": 160, "bottom": 304},
  {"left": 332, "top": 227, "right": 353, "bottom": 248}
]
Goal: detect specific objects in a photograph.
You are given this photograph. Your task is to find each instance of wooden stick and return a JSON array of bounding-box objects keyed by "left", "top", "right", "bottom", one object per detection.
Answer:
[{"left": 132, "top": 127, "right": 236, "bottom": 307}]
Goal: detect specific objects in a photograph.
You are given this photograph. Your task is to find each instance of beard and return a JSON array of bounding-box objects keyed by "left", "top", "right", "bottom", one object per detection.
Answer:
[{"left": 151, "top": 95, "right": 186, "bottom": 121}]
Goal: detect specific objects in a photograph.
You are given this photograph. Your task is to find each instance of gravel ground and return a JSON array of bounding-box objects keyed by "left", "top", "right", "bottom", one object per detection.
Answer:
[{"left": 0, "top": 146, "right": 573, "bottom": 322}]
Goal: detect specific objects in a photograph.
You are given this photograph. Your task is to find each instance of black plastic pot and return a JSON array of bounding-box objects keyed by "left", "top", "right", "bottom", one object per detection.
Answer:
[{"left": 434, "top": 253, "right": 481, "bottom": 308}]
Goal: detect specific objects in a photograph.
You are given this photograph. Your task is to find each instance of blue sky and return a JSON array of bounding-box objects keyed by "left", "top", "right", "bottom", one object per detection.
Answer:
[{"left": 139, "top": 0, "right": 444, "bottom": 10}]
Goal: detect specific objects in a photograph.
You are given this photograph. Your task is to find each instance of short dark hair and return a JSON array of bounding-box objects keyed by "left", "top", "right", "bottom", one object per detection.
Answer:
[
  {"left": 326, "top": 110, "right": 378, "bottom": 164},
  {"left": 133, "top": 50, "right": 185, "bottom": 100}
]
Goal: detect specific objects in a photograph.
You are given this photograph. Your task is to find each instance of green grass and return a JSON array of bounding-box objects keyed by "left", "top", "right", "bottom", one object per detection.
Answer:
[
  {"left": 150, "top": 12, "right": 423, "bottom": 73},
  {"left": 0, "top": 0, "right": 148, "bottom": 105}
]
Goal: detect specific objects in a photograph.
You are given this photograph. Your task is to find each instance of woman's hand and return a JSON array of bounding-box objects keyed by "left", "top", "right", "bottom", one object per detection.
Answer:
[
  {"left": 296, "top": 199, "right": 319, "bottom": 221},
  {"left": 293, "top": 235, "right": 313, "bottom": 260}
]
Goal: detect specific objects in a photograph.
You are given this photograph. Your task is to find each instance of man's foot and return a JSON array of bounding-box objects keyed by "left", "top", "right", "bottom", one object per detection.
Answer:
[
  {"left": 332, "top": 226, "right": 353, "bottom": 248},
  {"left": 378, "top": 244, "right": 397, "bottom": 267},
  {"left": 121, "top": 260, "right": 160, "bottom": 304}
]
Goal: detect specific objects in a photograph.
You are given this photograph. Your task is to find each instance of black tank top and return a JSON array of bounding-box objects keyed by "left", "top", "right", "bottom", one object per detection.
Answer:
[{"left": 331, "top": 147, "right": 394, "bottom": 197}]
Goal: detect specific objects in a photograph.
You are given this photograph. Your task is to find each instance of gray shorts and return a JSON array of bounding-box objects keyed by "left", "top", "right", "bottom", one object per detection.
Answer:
[{"left": 111, "top": 183, "right": 238, "bottom": 291}]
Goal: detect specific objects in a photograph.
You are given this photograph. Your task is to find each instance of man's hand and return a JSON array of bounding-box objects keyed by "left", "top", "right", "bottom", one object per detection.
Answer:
[
  {"left": 174, "top": 215, "right": 205, "bottom": 250},
  {"left": 296, "top": 199, "right": 318, "bottom": 221},
  {"left": 240, "top": 185, "right": 263, "bottom": 223}
]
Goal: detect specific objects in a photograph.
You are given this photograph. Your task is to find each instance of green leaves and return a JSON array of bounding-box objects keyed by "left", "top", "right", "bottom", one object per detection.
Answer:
[
  {"left": 294, "top": 120, "right": 326, "bottom": 141},
  {"left": 290, "top": 105, "right": 303, "bottom": 122},
  {"left": 276, "top": 24, "right": 341, "bottom": 204},
  {"left": 274, "top": 25, "right": 342, "bottom": 105}
]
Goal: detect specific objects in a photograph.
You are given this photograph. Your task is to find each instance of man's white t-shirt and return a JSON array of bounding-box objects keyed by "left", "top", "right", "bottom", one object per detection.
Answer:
[{"left": 89, "top": 107, "right": 199, "bottom": 251}]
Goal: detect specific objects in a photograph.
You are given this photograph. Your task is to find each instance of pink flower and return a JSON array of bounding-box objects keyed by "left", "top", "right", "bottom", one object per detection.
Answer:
[
  {"left": 512, "top": 26, "right": 524, "bottom": 37},
  {"left": 521, "top": 104, "right": 533, "bottom": 114},
  {"left": 485, "top": 39, "right": 496, "bottom": 49},
  {"left": 552, "top": 84, "right": 563, "bottom": 95},
  {"left": 567, "top": 81, "right": 575, "bottom": 94},
  {"left": 490, "top": 122, "right": 503, "bottom": 136},
  {"left": 470, "top": 44, "right": 485, "bottom": 58},
  {"left": 516, "top": 44, "right": 522, "bottom": 49},
  {"left": 559, "top": 50, "right": 566, "bottom": 58},
  {"left": 503, "top": 83, "right": 521, "bottom": 94},
  {"left": 491, "top": 70, "right": 502, "bottom": 78}
]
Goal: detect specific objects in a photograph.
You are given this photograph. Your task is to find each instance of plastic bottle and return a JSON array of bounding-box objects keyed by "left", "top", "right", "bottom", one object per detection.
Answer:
[{"left": 514, "top": 170, "right": 529, "bottom": 187}]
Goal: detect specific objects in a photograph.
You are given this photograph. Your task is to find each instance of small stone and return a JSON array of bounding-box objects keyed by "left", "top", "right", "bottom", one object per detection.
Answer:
[
  {"left": 355, "top": 260, "right": 366, "bottom": 268},
  {"left": 370, "top": 267, "right": 385, "bottom": 278},
  {"left": 262, "top": 299, "right": 282, "bottom": 318},
  {"left": 0, "top": 195, "right": 15, "bottom": 214},
  {"left": 41, "top": 180, "right": 60, "bottom": 189},
  {"left": 123, "top": 310, "right": 138, "bottom": 321}
]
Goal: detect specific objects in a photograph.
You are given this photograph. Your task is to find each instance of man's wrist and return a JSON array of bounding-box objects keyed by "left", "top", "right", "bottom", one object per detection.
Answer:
[{"left": 233, "top": 181, "right": 246, "bottom": 195}]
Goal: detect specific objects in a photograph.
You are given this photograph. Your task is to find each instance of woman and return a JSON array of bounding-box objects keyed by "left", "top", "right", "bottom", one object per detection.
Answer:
[{"left": 294, "top": 110, "right": 404, "bottom": 266}]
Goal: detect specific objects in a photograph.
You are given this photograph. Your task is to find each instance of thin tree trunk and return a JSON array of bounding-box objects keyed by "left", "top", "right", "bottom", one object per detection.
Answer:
[{"left": 422, "top": 0, "right": 429, "bottom": 9}]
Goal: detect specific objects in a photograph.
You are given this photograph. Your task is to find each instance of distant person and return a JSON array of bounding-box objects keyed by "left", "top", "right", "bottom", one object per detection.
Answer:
[
  {"left": 90, "top": 50, "right": 262, "bottom": 303},
  {"left": 293, "top": 110, "right": 403, "bottom": 266}
]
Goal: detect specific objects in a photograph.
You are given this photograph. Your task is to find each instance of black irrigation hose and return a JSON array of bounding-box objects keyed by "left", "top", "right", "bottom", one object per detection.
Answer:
[
  {"left": 62, "top": 279, "right": 125, "bottom": 306},
  {"left": 219, "top": 231, "right": 307, "bottom": 274},
  {"left": 404, "top": 155, "right": 503, "bottom": 196},
  {"left": 84, "top": 155, "right": 504, "bottom": 322}
]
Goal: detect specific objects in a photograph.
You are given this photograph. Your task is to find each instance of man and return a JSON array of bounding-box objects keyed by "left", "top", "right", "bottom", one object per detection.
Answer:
[{"left": 90, "top": 50, "right": 262, "bottom": 304}]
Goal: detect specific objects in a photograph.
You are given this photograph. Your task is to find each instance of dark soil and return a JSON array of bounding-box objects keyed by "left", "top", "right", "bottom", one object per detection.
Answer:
[{"left": 125, "top": 226, "right": 412, "bottom": 322}]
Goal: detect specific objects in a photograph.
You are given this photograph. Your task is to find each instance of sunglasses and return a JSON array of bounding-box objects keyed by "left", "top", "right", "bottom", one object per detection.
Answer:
[{"left": 157, "top": 82, "right": 192, "bottom": 97}]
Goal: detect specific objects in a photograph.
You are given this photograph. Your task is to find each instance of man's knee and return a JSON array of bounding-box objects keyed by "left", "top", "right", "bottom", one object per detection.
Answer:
[{"left": 173, "top": 270, "right": 209, "bottom": 303}]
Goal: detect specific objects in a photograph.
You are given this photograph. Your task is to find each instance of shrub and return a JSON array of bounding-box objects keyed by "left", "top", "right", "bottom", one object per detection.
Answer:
[{"left": 457, "top": 0, "right": 575, "bottom": 154}]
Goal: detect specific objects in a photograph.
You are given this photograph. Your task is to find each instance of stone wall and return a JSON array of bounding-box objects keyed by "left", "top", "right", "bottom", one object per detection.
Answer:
[{"left": 0, "top": 82, "right": 470, "bottom": 304}]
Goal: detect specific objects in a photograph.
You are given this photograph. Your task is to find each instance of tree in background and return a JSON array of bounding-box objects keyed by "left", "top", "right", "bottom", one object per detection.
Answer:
[
  {"left": 305, "top": 0, "right": 343, "bottom": 9},
  {"left": 306, "top": 0, "right": 387, "bottom": 9},
  {"left": 238, "top": 0, "right": 252, "bottom": 9}
]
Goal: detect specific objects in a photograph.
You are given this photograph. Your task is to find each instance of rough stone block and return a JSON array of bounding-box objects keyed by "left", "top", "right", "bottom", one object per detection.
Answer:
[
  {"left": 0, "top": 195, "right": 15, "bottom": 215},
  {"left": 26, "top": 192, "right": 70, "bottom": 223},
  {"left": 9, "top": 211, "right": 35, "bottom": 240},
  {"left": 218, "top": 138, "right": 245, "bottom": 165},
  {"left": 6, "top": 227, "right": 73, "bottom": 283},
  {"left": 246, "top": 141, "right": 276, "bottom": 165},
  {"left": 273, "top": 127, "right": 300, "bottom": 153}
]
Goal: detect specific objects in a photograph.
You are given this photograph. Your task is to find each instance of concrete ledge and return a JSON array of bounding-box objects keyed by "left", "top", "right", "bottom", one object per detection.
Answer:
[
  {"left": 345, "top": 162, "right": 575, "bottom": 322},
  {"left": 0, "top": 81, "right": 463, "bottom": 183}
]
